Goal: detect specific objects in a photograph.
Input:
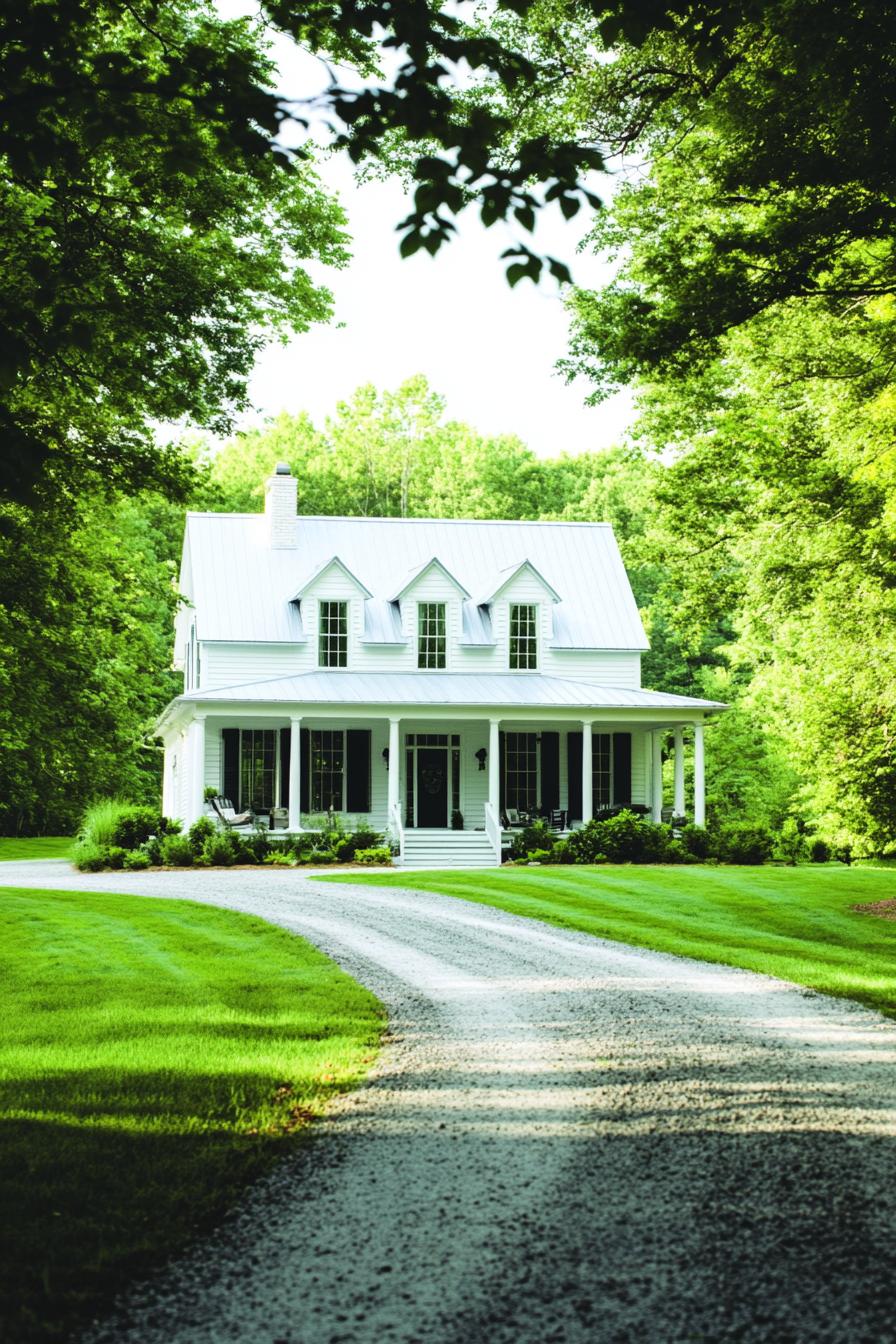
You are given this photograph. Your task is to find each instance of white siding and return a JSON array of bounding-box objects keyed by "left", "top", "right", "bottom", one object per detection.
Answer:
[{"left": 202, "top": 643, "right": 306, "bottom": 690}]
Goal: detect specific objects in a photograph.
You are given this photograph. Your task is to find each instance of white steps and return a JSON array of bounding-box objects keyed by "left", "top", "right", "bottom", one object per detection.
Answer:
[{"left": 400, "top": 828, "right": 499, "bottom": 869}]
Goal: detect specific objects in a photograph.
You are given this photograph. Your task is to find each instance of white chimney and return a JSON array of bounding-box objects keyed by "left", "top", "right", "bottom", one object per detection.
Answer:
[{"left": 265, "top": 462, "right": 297, "bottom": 548}]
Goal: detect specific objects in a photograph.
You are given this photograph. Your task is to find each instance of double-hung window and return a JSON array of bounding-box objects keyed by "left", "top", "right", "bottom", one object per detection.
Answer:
[
  {"left": 318, "top": 600, "right": 348, "bottom": 667},
  {"left": 509, "top": 603, "right": 538, "bottom": 670},
  {"left": 309, "top": 729, "right": 345, "bottom": 811},
  {"left": 418, "top": 602, "right": 446, "bottom": 668}
]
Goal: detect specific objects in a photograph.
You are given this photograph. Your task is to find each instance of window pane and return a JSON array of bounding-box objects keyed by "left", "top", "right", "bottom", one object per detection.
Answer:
[
  {"left": 509, "top": 604, "right": 537, "bottom": 670},
  {"left": 417, "top": 602, "right": 446, "bottom": 668},
  {"left": 240, "top": 729, "right": 276, "bottom": 810},
  {"left": 319, "top": 601, "right": 348, "bottom": 668},
  {"left": 504, "top": 732, "right": 537, "bottom": 811},
  {"left": 310, "top": 729, "right": 345, "bottom": 811},
  {"left": 592, "top": 733, "right": 611, "bottom": 808}
]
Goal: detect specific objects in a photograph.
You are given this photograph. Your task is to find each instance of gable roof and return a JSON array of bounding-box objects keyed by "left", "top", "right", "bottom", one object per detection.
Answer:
[
  {"left": 290, "top": 555, "right": 372, "bottom": 600},
  {"left": 180, "top": 513, "right": 649, "bottom": 650},
  {"left": 479, "top": 559, "right": 561, "bottom": 604},
  {"left": 389, "top": 555, "right": 471, "bottom": 601}
]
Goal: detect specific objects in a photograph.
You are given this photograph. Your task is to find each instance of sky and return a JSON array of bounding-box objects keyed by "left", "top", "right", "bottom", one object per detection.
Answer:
[{"left": 219, "top": 7, "right": 637, "bottom": 459}]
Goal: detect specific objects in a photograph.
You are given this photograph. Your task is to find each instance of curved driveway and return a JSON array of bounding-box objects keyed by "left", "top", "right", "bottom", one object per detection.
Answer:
[{"left": 5, "top": 861, "right": 896, "bottom": 1343}]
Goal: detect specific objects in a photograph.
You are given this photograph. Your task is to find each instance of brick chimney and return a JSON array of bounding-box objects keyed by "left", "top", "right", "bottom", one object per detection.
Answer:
[{"left": 265, "top": 462, "right": 297, "bottom": 548}]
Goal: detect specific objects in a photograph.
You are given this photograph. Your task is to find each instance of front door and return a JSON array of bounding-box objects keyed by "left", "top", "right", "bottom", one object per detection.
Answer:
[{"left": 416, "top": 747, "right": 448, "bottom": 827}]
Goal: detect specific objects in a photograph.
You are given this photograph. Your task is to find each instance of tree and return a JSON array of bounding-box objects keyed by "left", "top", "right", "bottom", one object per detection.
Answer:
[{"left": 1, "top": 0, "right": 349, "bottom": 507}]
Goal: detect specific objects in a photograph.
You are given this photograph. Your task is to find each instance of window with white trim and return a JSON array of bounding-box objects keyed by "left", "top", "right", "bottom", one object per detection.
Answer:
[
  {"left": 318, "top": 600, "right": 348, "bottom": 667},
  {"left": 504, "top": 732, "right": 538, "bottom": 811},
  {"left": 417, "top": 602, "right": 446, "bottom": 668},
  {"left": 593, "top": 733, "right": 611, "bottom": 808},
  {"left": 509, "top": 603, "right": 537, "bottom": 670},
  {"left": 309, "top": 729, "right": 344, "bottom": 811},
  {"left": 240, "top": 729, "right": 277, "bottom": 810}
]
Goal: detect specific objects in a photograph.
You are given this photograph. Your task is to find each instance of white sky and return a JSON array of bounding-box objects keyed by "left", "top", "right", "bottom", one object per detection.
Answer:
[{"left": 221, "top": 7, "right": 636, "bottom": 458}]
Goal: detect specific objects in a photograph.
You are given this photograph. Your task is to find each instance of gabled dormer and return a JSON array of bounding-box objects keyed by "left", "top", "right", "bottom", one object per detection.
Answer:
[
  {"left": 479, "top": 560, "right": 561, "bottom": 672},
  {"left": 390, "top": 557, "right": 470, "bottom": 670},
  {"left": 291, "top": 556, "right": 372, "bottom": 669}
]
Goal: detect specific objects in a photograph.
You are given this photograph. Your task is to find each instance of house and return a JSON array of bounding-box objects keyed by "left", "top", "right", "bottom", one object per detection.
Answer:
[{"left": 156, "top": 463, "right": 726, "bottom": 866}]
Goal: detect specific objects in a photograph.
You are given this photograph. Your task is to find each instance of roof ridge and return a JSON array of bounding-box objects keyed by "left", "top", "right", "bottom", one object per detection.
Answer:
[{"left": 185, "top": 511, "right": 613, "bottom": 527}]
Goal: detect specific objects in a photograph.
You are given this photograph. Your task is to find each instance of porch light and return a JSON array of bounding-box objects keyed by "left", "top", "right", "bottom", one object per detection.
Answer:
[
  {"left": 475, "top": 747, "right": 487, "bottom": 771},
  {"left": 382, "top": 747, "right": 390, "bottom": 769}
]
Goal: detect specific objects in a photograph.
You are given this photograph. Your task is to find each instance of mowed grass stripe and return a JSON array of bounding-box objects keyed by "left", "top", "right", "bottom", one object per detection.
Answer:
[
  {"left": 321, "top": 865, "right": 896, "bottom": 1016},
  {"left": 0, "top": 837, "right": 72, "bottom": 861},
  {"left": 0, "top": 888, "right": 384, "bottom": 1343}
]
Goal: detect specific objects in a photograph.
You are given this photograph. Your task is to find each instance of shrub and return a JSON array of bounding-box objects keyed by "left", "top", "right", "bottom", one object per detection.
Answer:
[
  {"left": 680, "top": 824, "right": 711, "bottom": 860},
  {"left": 72, "top": 839, "right": 107, "bottom": 872},
  {"left": 188, "top": 816, "right": 216, "bottom": 856},
  {"left": 524, "top": 848, "right": 553, "bottom": 864},
  {"left": 231, "top": 828, "right": 269, "bottom": 864},
  {"left": 775, "top": 818, "right": 807, "bottom": 866},
  {"left": 140, "top": 836, "right": 163, "bottom": 866},
  {"left": 292, "top": 832, "right": 322, "bottom": 859},
  {"left": 510, "top": 822, "right": 554, "bottom": 860},
  {"left": 123, "top": 849, "right": 151, "bottom": 871},
  {"left": 263, "top": 850, "right": 294, "bottom": 866},
  {"left": 809, "top": 838, "right": 831, "bottom": 863},
  {"left": 355, "top": 846, "right": 392, "bottom": 865},
  {"left": 549, "top": 839, "right": 573, "bottom": 864},
  {"left": 304, "top": 849, "right": 335, "bottom": 865},
  {"left": 77, "top": 798, "right": 132, "bottom": 850},
  {"left": 111, "top": 806, "right": 165, "bottom": 850},
  {"left": 201, "top": 832, "right": 238, "bottom": 866},
  {"left": 105, "top": 846, "right": 127, "bottom": 870},
  {"left": 713, "top": 823, "right": 773, "bottom": 866},
  {"left": 160, "top": 834, "right": 194, "bottom": 867},
  {"left": 664, "top": 839, "right": 695, "bottom": 865}
]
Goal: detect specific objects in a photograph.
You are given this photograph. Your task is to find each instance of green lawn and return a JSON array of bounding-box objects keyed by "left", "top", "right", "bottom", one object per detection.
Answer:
[
  {"left": 0, "top": 889, "right": 384, "bottom": 1343},
  {"left": 323, "top": 864, "right": 896, "bottom": 1017},
  {"left": 0, "top": 837, "right": 73, "bottom": 860}
]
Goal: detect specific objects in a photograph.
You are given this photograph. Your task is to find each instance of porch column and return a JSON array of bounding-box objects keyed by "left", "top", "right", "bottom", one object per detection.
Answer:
[
  {"left": 651, "top": 730, "right": 663, "bottom": 823},
  {"left": 488, "top": 717, "right": 500, "bottom": 817},
  {"left": 581, "top": 719, "right": 593, "bottom": 824},
  {"left": 192, "top": 714, "right": 206, "bottom": 824},
  {"left": 288, "top": 715, "right": 302, "bottom": 831},
  {"left": 388, "top": 717, "right": 401, "bottom": 821},
  {"left": 673, "top": 725, "right": 685, "bottom": 817},
  {"left": 694, "top": 721, "right": 706, "bottom": 826},
  {"left": 162, "top": 744, "right": 173, "bottom": 818}
]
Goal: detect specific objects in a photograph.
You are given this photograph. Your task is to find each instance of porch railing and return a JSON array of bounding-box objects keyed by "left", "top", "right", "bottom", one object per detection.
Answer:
[
  {"left": 389, "top": 802, "right": 405, "bottom": 865},
  {"left": 484, "top": 800, "right": 502, "bottom": 866}
]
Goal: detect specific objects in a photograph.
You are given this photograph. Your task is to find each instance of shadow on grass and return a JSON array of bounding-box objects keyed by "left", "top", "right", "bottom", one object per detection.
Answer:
[{"left": 0, "top": 1105, "right": 303, "bottom": 1343}]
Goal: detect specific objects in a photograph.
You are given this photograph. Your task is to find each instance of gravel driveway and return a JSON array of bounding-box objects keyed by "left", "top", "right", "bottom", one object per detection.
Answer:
[{"left": 5, "top": 860, "right": 896, "bottom": 1343}]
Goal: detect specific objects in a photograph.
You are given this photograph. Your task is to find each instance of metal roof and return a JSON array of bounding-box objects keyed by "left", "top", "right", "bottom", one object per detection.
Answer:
[
  {"left": 181, "top": 513, "right": 650, "bottom": 650},
  {"left": 175, "top": 670, "right": 724, "bottom": 711}
]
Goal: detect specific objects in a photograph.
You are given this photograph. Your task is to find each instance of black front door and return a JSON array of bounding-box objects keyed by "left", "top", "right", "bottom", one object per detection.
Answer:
[{"left": 416, "top": 748, "right": 448, "bottom": 827}]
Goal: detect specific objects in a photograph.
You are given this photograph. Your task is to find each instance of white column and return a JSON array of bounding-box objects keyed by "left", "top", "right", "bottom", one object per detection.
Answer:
[
  {"left": 673, "top": 725, "right": 685, "bottom": 817},
  {"left": 288, "top": 716, "right": 302, "bottom": 831},
  {"left": 388, "top": 717, "right": 401, "bottom": 820},
  {"left": 192, "top": 715, "right": 206, "bottom": 824},
  {"left": 651, "top": 730, "right": 663, "bottom": 822},
  {"left": 693, "top": 721, "right": 706, "bottom": 827},
  {"left": 488, "top": 718, "right": 500, "bottom": 817},
  {"left": 162, "top": 743, "right": 173, "bottom": 818},
  {"left": 581, "top": 720, "right": 593, "bottom": 824}
]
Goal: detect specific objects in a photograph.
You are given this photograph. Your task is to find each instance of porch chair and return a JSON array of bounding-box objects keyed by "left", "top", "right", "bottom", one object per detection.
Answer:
[
  {"left": 210, "top": 796, "right": 256, "bottom": 829},
  {"left": 548, "top": 809, "right": 567, "bottom": 832}
]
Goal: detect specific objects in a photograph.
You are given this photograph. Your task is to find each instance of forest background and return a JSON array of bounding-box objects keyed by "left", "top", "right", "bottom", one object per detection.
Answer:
[{"left": 2, "top": 0, "right": 894, "bottom": 857}]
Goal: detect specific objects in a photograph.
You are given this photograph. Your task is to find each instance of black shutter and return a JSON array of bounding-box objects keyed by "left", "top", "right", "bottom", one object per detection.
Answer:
[
  {"left": 346, "top": 729, "right": 371, "bottom": 812},
  {"left": 499, "top": 731, "right": 506, "bottom": 811},
  {"left": 567, "top": 731, "right": 583, "bottom": 821},
  {"left": 540, "top": 732, "right": 560, "bottom": 811},
  {"left": 279, "top": 727, "right": 290, "bottom": 808},
  {"left": 222, "top": 729, "right": 239, "bottom": 806},
  {"left": 613, "top": 733, "right": 632, "bottom": 805},
  {"left": 301, "top": 728, "right": 310, "bottom": 815}
]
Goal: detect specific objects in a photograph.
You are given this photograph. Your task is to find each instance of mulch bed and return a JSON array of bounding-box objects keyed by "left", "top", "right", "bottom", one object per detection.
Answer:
[{"left": 852, "top": 899, "right": 896, "bottom": 921}]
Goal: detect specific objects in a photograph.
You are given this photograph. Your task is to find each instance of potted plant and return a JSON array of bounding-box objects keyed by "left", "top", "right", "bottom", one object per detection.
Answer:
[{"left": 451, "top": 809, "right": 464, "bottom": 830}]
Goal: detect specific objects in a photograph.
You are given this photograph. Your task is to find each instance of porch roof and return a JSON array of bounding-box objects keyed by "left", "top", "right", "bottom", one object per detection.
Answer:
[{"left": 172, "top": 670, "right": 726, "bottom": 713}]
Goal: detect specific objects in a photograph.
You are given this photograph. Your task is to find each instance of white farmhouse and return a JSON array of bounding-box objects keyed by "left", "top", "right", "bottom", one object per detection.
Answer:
[{"left": 157, "top": 463, "right": 725, "bottom": 866}]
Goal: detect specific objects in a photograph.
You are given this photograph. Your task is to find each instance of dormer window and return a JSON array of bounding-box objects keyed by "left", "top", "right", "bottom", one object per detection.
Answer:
[
  {"left": 509, "top": 603, "right": 538, "bottom": 670},
  {"left": 418, "top": 602, "right": 446, "bottom": 669},
  {"left": 319, "top": 600, "right": 348, "bottom": 668}
]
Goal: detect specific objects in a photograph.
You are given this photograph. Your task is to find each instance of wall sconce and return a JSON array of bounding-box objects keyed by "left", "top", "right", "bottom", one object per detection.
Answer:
[
  {"left": 475, "top": 747, "right": 487, "bottom": 771},
  {"left": 382, "top": 747, "right": 390, "bottom": 770}
]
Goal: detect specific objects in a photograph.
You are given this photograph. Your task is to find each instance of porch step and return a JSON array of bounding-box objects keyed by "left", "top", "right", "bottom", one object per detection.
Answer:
[{"left": 401, "top": 828, "right": 499, "bottom": 869}]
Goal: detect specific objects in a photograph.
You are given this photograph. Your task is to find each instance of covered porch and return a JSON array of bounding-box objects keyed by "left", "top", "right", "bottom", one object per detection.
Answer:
[{"left": 161, "top": 705, "right": 715, "bottom": 867}]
